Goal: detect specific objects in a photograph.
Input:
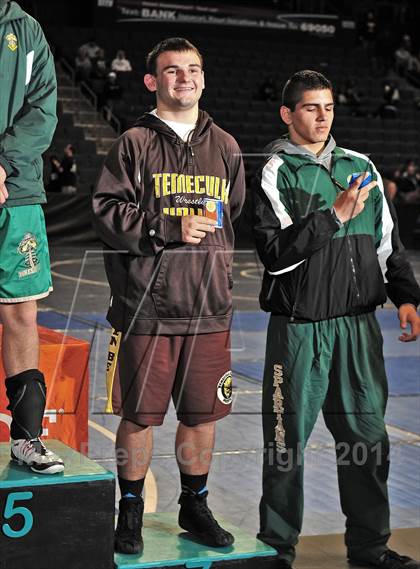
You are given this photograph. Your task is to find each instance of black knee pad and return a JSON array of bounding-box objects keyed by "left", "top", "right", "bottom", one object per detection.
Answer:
[{"left": 5, "top": 369, "right": 46, "bottom": 440}]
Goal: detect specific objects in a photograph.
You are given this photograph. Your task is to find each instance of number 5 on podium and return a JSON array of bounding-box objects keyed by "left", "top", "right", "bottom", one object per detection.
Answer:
[{"left": 1, "top": 492, "right": 34, "bottom": 538}]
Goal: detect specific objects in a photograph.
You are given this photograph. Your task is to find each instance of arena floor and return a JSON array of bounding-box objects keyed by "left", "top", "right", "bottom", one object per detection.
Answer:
[{"left": 38, "top": 246, "right": 420, "bottom": 567}]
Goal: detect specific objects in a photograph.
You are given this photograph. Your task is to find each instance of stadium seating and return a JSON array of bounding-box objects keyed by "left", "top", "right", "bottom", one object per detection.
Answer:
[{"left": 45, "top": 25, "right": 420, "bottom": 187}]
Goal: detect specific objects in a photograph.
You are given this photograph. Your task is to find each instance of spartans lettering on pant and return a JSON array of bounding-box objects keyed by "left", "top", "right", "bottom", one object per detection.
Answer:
[{"left": 273, "top": 363, "right": 286, "bottom": 453}]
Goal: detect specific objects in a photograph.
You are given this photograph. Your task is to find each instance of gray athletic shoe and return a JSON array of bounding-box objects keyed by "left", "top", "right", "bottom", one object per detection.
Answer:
[{"left": 11, "top": 438, "right": 65, "bottom": 474}]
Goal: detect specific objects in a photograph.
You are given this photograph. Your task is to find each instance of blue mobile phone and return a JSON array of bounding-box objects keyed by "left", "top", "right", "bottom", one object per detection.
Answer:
[{"left": 349, "top": 172, "right": 372, "bottom": 189}]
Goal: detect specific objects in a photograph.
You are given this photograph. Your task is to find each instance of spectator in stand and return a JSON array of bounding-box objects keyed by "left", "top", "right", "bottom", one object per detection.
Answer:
[
  {"left": 397, "top": 159, "right": 420, "bottom": 202},
  {"left": 394, "top": 35, "right": 412, "bottom": 77},
  {"left": 60, "top": 144, "right": 77, "bottom": 194},
  {"left": 408, "top": 50, "right": 420, "bottom": 73},
  {"left": 111, "top": 50, "right": 132, "bottom": 73},
  {"left": 381, "top": 169, "right": 399, "bottom": 202},
  {"left": 402, "top": 33, "right": 412, "bottom": 50},
  {"left": 102, "top": 71, "right": 123, "bottom": 120},
  {"left": 336, "top": 79, "right": 365, "bottom": 116},
  {"left": 79, "top": 38, "right": 101, "bottom": 60},
  {"left": 50, "top": 144, "right": 77, "bottom": 194},
  {"left": 359, "top": 10, "right": 376, "bottom": 45},
  {"left": 46, "top": 155, "right": 61, "bottom": 193},
  {"left": 405, "top": 189, "right": 420, "bottom": 204},
  {"left": 406, "top": 49, "right": 420, "bottom": 87},
  {"left": 359, "top": 10, "right": 377, "bottom": 68},
  {"left": 375, "top": 80, "right": 400, "bottom": 119},
  {"left": 75, "top": 47, "right": 92, "bottom": 82},
  {"left": 383, "top": 178, "right": 398, "bottom": 201},
  {"left": 92, "top": 48, "right": 108, "bottom": 79},
  {"left": 383, "top": 80, "right": 400, "bottom": 104}
]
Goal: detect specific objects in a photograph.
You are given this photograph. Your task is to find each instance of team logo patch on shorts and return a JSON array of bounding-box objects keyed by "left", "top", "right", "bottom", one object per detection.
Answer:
[
  {"left": 6, "top": 33, "right": 18, "bottom": 51},
  {"left": 17, "top": 233, "right": 40, "bottom": 278},
  {"left": 217, "top": 371, "right": 232, "bottom": 405}
]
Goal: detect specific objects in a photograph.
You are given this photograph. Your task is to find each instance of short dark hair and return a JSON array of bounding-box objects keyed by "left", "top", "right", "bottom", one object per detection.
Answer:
[
  {"left": 146, "top": 37, "right": 203, "bottom": 75},
  {"left": 282, "top": 70, "right": 333, "bottom": 110}
]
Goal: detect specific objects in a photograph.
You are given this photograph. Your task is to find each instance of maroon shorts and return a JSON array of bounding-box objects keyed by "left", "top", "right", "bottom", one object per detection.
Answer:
[{"left": 106, "top": 330, "right": 232, "bottom": 426}]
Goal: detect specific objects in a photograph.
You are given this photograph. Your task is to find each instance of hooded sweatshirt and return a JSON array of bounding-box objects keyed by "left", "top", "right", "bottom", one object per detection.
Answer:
[
  {"left": 253, "top": 135, "right": 420, "bottom": 321},
  {"left": 93, "top": 110, "right": 246, "bottom": 335},
  {"left": 0, "top": 1, "right": 57, "bottom": 207},
  {"left": 268, "top": 134, "right": 337, "bottom": 172}
]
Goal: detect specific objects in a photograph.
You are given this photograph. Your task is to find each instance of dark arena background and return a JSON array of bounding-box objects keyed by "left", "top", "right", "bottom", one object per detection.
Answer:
[{"left": 0, "top": 1, "right": 419, "bottom": 568}]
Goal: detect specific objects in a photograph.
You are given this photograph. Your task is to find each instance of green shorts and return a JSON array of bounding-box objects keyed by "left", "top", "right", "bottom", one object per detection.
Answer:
[{"left": 0, "top": 205, "right": 52, "bottom": 303}]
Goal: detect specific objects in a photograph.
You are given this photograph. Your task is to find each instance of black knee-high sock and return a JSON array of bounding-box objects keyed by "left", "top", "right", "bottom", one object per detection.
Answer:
[{"left": 5, "top": 369, "right": 46, "bottom": 440}]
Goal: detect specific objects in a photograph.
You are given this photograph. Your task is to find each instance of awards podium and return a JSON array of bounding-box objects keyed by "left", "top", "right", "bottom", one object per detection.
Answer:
[
  {"left": 115, "top": 513, "right": 277, "bottom": 569},
  {"left": 0, "top": 440, "right": 115, "bottom": 569},
  {"left": 0, "top": 439, "right": 277, "bottom": 569},
  {"left": 0, "top": 325, "right": 277, "bottom": 568}
]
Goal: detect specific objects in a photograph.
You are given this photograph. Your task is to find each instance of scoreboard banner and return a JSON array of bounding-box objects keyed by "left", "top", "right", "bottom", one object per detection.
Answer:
[{"left": 95, "top": 0, "right": 356, "bottom": 38}]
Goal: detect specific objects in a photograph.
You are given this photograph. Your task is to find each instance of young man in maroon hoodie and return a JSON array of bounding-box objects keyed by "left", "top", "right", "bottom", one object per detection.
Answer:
[{"left": 93, "top": 37, "right": 245, "bottom": 554}]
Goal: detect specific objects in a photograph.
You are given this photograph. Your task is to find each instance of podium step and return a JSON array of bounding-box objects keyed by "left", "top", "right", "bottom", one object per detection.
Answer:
[
  {"left": 114, "top": 512, "right": 277, "bottom": 569},
  {"left": 0, "top": 440, "right": 115, "bottom": 569}
]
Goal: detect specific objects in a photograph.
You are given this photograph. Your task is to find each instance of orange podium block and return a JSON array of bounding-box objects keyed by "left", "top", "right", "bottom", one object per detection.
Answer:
[{"left": 0, "top": 325, "right": 89, "bottom": 453}]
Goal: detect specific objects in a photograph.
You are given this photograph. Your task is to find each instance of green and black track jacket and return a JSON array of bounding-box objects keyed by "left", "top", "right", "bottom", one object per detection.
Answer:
[
  {"left": 0, "top": 0, "right": 57, "bottom": 207},
  {"left": 253, "top": 135, "right": 420, "bottom": 322}
]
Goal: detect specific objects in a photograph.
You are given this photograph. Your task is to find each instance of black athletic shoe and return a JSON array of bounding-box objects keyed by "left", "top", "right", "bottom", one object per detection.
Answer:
[
  {"left": 349, "top": 550, "right": 420, "bottom": 569},
  {"left": 178, "top": 489, "right": 234, "bottom": 548},
  {"left": 114, "top": 496, "right": 144, "bottom": 554}
]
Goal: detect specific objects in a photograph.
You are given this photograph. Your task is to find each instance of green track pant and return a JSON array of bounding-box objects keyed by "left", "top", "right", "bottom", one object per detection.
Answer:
[{"left": 258, "top": 312, "right": 390, "bottom": 564}]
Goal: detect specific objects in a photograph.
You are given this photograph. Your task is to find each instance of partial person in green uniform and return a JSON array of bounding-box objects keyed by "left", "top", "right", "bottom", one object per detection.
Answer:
[
  {"left": 252, "top": 70, "right": 420, "bottom": 569},
  {"left": 0, "top": 0, "right": 64, "bottom": 473}
]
